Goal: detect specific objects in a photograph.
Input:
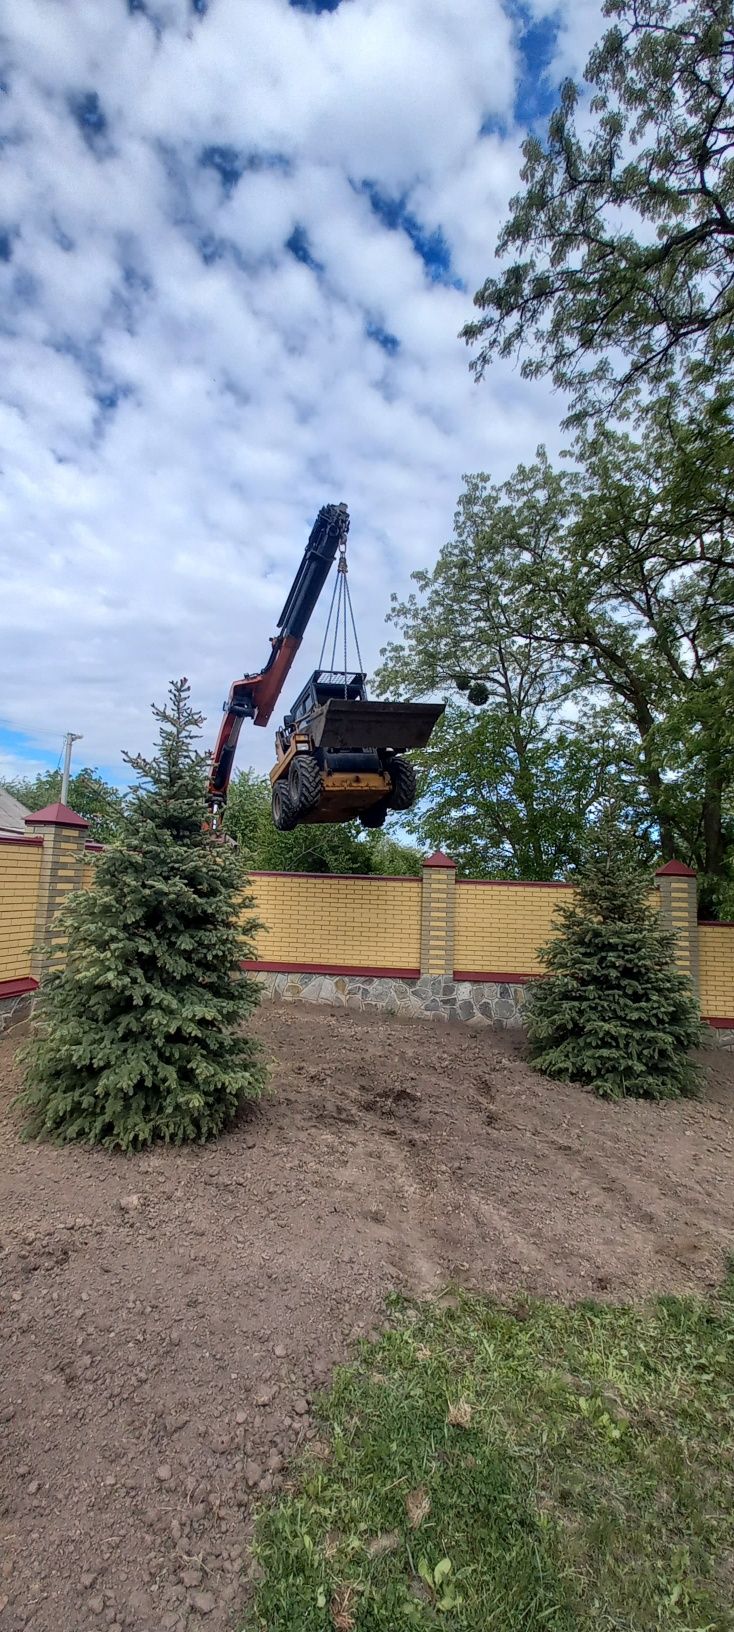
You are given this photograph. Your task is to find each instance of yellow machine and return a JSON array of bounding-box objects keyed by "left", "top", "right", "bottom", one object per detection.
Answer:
[
  {"left": 207, "top": 502, "right": 443, "bottom": 832},
  {"left": 269, "top": 678, "right": 444, "bottom": 831}
]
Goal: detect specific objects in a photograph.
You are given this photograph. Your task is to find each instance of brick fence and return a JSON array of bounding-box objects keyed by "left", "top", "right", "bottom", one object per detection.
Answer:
[
  {"left": 0, "top": 802, "right": 100, "bottom": 1030},
  {"left": 245, "top": 854, "right": 733, "bottom": 1039},
  {"left": 1, "top": 812, "right": 733, "bottom": 1039}
]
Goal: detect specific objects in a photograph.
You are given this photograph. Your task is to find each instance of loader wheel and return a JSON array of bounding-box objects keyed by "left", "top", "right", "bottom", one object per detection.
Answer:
[
  {"left": 272, "top": 780, "right": 298, "bottom": 831},
  {"left": 359, "top": 798, "right": 389, "bottom": 829},
  {"left": 387, "top": 756, "right": 416, "bottom": 811},
  {"left": 289, "top": 753, "right": 322, "bottom": 815}
]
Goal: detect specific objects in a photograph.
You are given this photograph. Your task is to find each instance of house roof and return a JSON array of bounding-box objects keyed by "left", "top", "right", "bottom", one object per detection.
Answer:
[{"left": 0, "top": 784, "right": 31, "bottom": 837}]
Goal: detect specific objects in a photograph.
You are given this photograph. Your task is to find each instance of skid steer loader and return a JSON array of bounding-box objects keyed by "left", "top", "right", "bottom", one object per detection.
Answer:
[
  {"left": 207, "top": 502, "right": 443, "bottom": 832},
  {"left": 269, "top": 668, "right": 443, "bottom": 830}
]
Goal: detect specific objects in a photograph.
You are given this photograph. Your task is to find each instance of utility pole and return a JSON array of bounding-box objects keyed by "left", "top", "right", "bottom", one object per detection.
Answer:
[{"left": 60, "top": 733, "right": 83, "bottom": 805}]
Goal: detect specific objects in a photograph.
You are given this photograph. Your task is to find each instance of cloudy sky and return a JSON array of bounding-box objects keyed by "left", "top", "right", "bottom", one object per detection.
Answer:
[{"left": 0, "top": 0, "right": 601, "bottom": 789}]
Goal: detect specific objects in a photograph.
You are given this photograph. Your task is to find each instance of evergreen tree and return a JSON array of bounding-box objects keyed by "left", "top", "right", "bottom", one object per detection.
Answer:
[
  {"left": 19, "top": 680, "right": 264, "bottom": 1148},
  {"left": 526, "top": 839, "right": 704, "bottom": 1100}
]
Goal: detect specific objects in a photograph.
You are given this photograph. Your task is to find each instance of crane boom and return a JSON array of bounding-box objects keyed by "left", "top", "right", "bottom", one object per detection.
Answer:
[{"left": 207, "top": 502, "right": 350, "bottom": 819}]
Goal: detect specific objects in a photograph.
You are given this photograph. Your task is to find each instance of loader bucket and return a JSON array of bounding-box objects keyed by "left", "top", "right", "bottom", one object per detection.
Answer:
[{"left": 306, "top": 698, "right": 445, "bottom": 752}]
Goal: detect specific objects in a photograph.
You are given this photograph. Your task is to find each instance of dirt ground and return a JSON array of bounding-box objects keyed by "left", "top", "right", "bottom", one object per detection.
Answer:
[{"left": 1, "top": 1004, "right": 732, "bottom": 1632}]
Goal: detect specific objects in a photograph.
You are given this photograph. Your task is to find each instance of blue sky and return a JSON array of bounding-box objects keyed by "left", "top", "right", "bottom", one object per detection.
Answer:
[{"left": 0, "top": 0, "right": 601, "bottom": 790}]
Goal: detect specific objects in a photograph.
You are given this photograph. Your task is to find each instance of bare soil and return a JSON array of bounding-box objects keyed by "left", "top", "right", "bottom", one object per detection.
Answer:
[{"left": 1, "top": 1004, "right": 732, "bottom": 1632}]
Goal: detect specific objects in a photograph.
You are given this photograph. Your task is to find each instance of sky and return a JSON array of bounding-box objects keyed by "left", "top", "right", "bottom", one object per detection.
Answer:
[{"left": 0, "top": 0, "right": 603, "bottom": 790}]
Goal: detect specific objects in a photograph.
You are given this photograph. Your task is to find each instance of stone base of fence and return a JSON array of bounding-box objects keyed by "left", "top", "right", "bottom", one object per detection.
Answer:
[
  {"left": 0, "top": 984, "right": 36, "bottom": 1035},
  {"left": 255, "top": 969, "right": 734, "bottom": 1045},
  {"left": 256, "top": 969, "right": 527, "bottom": 1025}
]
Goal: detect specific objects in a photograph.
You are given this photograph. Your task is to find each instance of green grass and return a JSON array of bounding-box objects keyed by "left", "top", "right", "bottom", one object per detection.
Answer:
[{"left": 245, "top": 1278, "right": 734, "bottom": 1631}]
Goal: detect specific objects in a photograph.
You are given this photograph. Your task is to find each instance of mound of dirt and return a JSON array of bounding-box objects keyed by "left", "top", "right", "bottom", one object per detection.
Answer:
[{"left": 1, "top": 1004, "right": 732, "bottom": 1632}]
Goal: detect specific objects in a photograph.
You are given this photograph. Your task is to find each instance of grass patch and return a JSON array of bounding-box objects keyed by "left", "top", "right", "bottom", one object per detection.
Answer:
[{"left": 246, "top": 1278, "right": 734, "bottom": 1630}]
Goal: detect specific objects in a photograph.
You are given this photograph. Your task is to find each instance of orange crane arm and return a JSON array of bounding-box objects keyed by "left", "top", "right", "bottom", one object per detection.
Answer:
[{"left": 206, "top": 503, "right": 349, "bottom": 817}]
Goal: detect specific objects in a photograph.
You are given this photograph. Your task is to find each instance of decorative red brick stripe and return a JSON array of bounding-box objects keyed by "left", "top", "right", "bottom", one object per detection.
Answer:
[
  {"left": 705, "top": 1017, "right": 734, "bottom": 1028},
  {"left": 0, "top": 835, "right": 44, "bottom": 847},
  {"left": 242, "top": 960, "right": 420, "bottom": 979},
  {"left": 247, "top": 871, "right": 420, "bottom": 883},
  {"left": 699, "top": 920, "right": 734, "bottom": 928},
  {"left": 0, "top": 977, "right": 38, "bottom": 998},
  {"left": 454, "top": 970, "right": 540, "bottom": 983}
]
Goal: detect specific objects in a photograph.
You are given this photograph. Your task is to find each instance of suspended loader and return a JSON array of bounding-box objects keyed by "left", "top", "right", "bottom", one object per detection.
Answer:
[{"left": 206, "top": 503, "right": 444, "bottom": 832}]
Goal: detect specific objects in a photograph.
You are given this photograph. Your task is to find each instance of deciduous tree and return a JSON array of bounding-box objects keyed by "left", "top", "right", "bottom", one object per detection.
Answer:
[
  {"left": 6, "top": 766, "right": 126, "bottom": 844},
  {"left": 463, "top": 0, "right": 734, "bottom": 424},
  {"left": 378, "top": 437, "right": 734, "bottom": 911},
  {"left": 224, "top": 769, "right": 421, "bottom": 876}
]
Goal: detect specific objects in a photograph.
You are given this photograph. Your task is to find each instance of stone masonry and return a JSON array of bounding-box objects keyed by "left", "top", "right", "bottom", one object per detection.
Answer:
[
  {"left": 257, "top": 970, "right": 527, "bottom": 1026},
  {"left": 255, "top": 970, "right": 734, "bottom": 1044},
  {"left": 0, "top": 987, "right": 34, "bottom": 1035}
]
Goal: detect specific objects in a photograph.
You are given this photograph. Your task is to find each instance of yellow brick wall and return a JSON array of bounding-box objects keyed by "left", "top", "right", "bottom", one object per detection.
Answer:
[
  {"left": 81, "top": 856, "right": 100, "bottom": 889},
  {"left": 4, "top": 843, "right": 732, "bottom": 1025},
  {"left": 247, "top": 872, "right": 422, "bottom": 972},
  {"left": 454, "top": 882, "right": 571, "bottom": 976},
  {"left": 699, "top": 925, "right": 734, "bottom": 1021},
  {"left": 0, "top": 840, "right": 43, "bottom": 983}
]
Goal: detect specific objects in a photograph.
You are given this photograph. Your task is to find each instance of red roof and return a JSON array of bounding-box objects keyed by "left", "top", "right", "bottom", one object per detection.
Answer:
[
  {"left": 423, "top": 849, "right": 456, "bottom": 869},
  {"left": 25, "top": 802, "right": 89, "bottom": 829},
  {"left": 655, "top": 859, "right": 696, "bottom": 878}
]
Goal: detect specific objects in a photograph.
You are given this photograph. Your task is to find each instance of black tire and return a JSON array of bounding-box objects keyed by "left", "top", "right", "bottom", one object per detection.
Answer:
[
  {"left": 272, "top": 780, "right": 298, "bottom": 831},
  {"left": 359, "top": 798, "right": 389, "bottom": 829},
  {"left": 288, "top": 753, "right": 322, "bottom": 815},
  {"left": 386, "top": 756, "right": 416, "bottom": 811}
]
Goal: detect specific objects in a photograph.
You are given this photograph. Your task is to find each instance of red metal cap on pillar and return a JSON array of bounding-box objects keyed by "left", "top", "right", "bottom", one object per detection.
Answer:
[
  {"left": 24, "top": 802, "right": 89, "bottom": 829},
  {"left": 423, "top": 850, "right": 456, "bottom": 869},
  {"left": 655, "top": 859, "right": 696, "bottom": 877}
]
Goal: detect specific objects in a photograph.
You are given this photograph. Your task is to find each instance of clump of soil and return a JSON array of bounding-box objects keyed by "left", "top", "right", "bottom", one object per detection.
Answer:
[{"left": 1, "top": 1004, "right": 732, "bottom": 1632}]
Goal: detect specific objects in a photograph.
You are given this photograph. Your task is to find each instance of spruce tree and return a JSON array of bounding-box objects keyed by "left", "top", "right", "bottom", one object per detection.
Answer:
[
  {"left": 19, "top": 679, "right": 264, "bottom": 1148},
  {"left": 525, "top": 839, "right": 704, "bottom": 1101}
]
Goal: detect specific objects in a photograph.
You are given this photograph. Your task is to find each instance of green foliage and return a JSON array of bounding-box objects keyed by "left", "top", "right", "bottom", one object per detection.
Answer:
[
  {"left": 526, "top": 840, "right": 704, "bottom": 1100},
  {"left": 388, "top": 703, "right": 641, "bottom": 881},
  {"left": 451, "top": 1, "right": 734, "bottom": 912},
  {"left": 247, "top": 1278, "right": 734, "bottom": 1629},
  {"left": 224, "top": 769, "right": 421, "bottom": 876},
  {"left": 18, "top": 680, "right": 264, "bottom": 1150},
  {"left": 463, "top": 0, "right": 734, "bottom": 424},
  {"left": 378, "top": 437, "right": 734, "bottom": 911},
  {"left": 5, "top": 766, "right": 126, "bottom": 844}
]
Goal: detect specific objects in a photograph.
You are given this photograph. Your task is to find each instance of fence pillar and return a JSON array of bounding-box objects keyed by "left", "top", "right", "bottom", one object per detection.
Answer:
[
  {"left": 656, "top": 859, "right": 699, "bottom": 997},
  {"left": 420, "top": 851, "right": 456, "bottom": 978},
  {"left": 24, "top": 803, "right": 89, "bottom": 981}
]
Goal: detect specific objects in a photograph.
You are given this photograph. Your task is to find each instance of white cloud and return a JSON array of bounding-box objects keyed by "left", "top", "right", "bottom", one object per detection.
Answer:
[
  {"left": 0, "top": 0, "right": 578, "bottom": 782},
  {"left": 524, "top": 0, "right": 606, "bottom": 83},
  {"left": 0, "top": 751, "right": 56, "bottom": 788}
]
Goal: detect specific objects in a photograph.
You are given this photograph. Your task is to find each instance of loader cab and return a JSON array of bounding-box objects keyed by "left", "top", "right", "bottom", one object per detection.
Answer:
[{"left": 290, "top": 668, "right": 367, "bottom": 727}]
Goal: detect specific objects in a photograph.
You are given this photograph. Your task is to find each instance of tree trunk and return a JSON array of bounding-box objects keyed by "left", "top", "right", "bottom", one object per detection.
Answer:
[
  {"left": 699, "top": 764, "right": 726, "bottom": 919},
  {"left": 639, "top": 738, "right": 676, "bottom": 862}
]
